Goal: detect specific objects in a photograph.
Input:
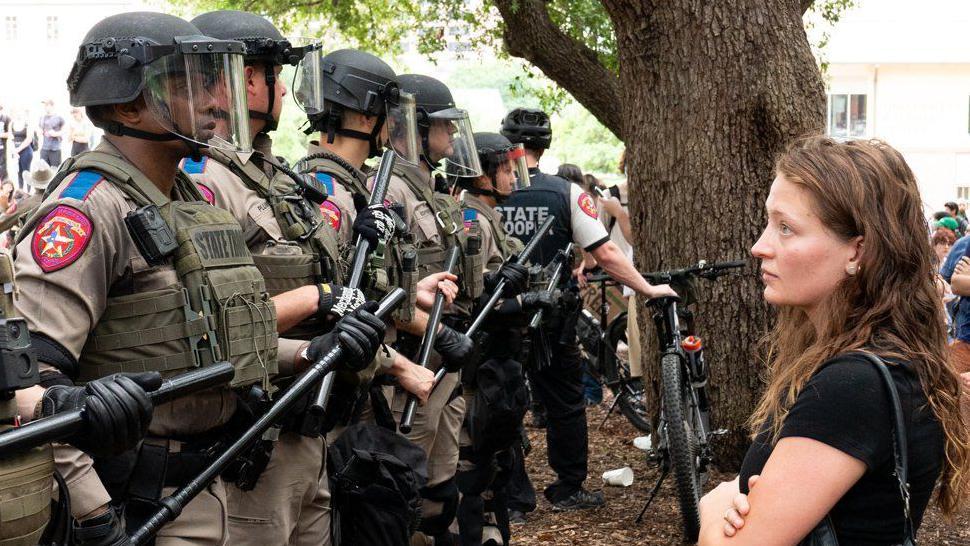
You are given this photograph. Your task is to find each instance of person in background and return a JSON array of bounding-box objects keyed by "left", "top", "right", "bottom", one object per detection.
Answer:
[
  {"left": 0, "top": 180, "right": 13, "bottom": 211},
  {"left": 945, "top": 201, "right": 967, "bottom": 237},
  {"left": 933, "top": 227, "right": 957, "bottom": 268},
  {"left": 10, "top": 108, "right": 33, "bottom": 190},
  {"left": 38, "top": 98, "right": 65, "bottom": 167},
  {"left": 67, "top": 107, "right": 93, "bottom": 157},
  {"left": 0, "top": 105, "right": 11, "bottom": 180},
  {"left": 556, "top": 163, "right": 585, "bottom": 187},
  {"left": 931, "top": 228, "right": 958, "bottom": 340}
]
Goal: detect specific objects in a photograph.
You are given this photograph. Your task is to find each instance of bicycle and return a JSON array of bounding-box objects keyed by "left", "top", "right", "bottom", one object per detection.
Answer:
[
  {"left": 630, "top": 259, "right": 745, "bottom": 542},
  {"left": 575, "top": 274, "right": 651, "bottom": 432}
]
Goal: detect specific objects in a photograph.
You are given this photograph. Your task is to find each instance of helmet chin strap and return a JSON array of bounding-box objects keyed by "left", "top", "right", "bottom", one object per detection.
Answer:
[
  {"left": 321, "top": 108, "right": 387, "bottom": 159},
  {"left": 251, "top": 64, "right": 278, "bottom": 134},
  {"left": 103, "top": 121, "right": 204, "bottom": 161}
]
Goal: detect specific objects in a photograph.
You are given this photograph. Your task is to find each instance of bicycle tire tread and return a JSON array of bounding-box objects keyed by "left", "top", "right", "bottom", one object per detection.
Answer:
[{"left": 661, "top": 353, "right": 702, "bottom": 542}]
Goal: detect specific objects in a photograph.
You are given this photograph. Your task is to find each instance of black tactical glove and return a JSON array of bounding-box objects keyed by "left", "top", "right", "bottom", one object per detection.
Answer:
[
  {"left": 307, "top": 301, "right": 385, "bottom": 372},
  {"left": 41, "top": 372, "right": 161, "bottom": 458},
  {"left": 352, "top": 204, "right": 396, "bottom": 247},
  {"left": 521, "top": 290, "right": 559, "bottom": 314},
  {"left": 73, "top": 508, "right": 131, "bottom": 546},
  {"left": 317, "top": 283, "right": 366, "bottom": 319},
  {"left": 483, "top": 261, "right": 529, "bottom": 298},
  {"left": 434, "top": 325, "right": 475, "bottom": 373}
]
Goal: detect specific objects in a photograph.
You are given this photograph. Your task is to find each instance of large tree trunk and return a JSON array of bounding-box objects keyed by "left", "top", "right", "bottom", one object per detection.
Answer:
[{"left": 598, "top": 0, "right": 825, "bottom": 466}]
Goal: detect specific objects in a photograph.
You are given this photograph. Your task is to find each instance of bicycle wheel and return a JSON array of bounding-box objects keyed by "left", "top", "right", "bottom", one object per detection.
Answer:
[
  {"left": 660, "top": 353, "right": 701, "bottom": 542},
  {"left": 603, "top": 314, "right": 651, "bottom": 432}
]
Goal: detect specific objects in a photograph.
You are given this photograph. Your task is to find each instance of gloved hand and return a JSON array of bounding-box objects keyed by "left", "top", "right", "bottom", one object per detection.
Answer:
[
  {"left": 307, "top": 301, "right": 386, "bottom": 372},
  {"left": 521, "top": 290, "right": 559, "bottom": 314},
  {"left": 41, "top": 372, "right": 161, "bottom": 458},
  {"left": 484, "top": 261, "right": 529, "bottom": 298},
  {"left": 434, "top": 325, "right": 475, "bottom": 373},
  {"left": 352, "top": 204, "right": 396, "bottom": 246},
  {"left": 317, "top": 283, "right": 366, "bottom": 319},
  {"left": 73, "top": 507, "right": 131, "bottom": 546}
]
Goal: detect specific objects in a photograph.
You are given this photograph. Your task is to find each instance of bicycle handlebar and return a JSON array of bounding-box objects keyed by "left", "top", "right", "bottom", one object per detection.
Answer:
[{"left": 586, "top": 260, "right": 746, "bottom": 285}]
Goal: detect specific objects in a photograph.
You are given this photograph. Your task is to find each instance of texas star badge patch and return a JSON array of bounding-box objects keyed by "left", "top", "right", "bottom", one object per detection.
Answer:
[
  {"left": 578, "top": 192, "right": 598, "bottom": 218},
  {"left": 320, "top": 201, "right": 342, "bottom": 231},
  {"left": 32, "top": 205, "right": 93, "bottom": 272}
]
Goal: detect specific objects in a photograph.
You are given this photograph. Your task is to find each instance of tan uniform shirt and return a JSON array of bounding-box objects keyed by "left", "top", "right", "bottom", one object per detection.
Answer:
[
  {"left": 385, "top": 163, "right": 442, "bottom": 249},
  {"left": 304, "top": 141, "right": 363, "bottom": 243},
  {"left": 13, "top": 140, "right": 237, "bottom": 517}
]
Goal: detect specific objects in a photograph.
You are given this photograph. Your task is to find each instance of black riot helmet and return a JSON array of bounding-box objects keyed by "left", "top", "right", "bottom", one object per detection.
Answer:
[
  {"left": 191, "top": 10, "right": 318, "bottom": 134},
  {"left": 397, "top": 74, "right": 481, "bottom": 177},
  {"left": 500, "top": 107, "right": 552, "bottom": 150},
  {"left": 294, "top": 48, "right": 417, "bottom": 162},
  {"left": 453, "top": 132, "right": 528, "bottom": 203},
  {"left": 67, "top": 11, "right": 252, "bottom": 157}
]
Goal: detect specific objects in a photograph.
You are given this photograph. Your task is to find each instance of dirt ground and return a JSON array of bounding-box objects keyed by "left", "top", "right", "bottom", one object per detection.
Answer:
[{"left": 514, "top": 398, "right": 970, "bottom": 546}]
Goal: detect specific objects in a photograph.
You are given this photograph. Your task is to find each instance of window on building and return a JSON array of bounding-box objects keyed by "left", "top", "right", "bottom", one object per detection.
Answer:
[
  {"left": 958, "top": 186, "right": 970, "bottom": 201},
  {"left": 827, "top": 93, "right": 867, "bottom": 138},
  {"left": 4, "top": 16, "right": 16, "bottom": 41},
  {"left": 47, "top": 16, "right": 59, "bottom": 41}
]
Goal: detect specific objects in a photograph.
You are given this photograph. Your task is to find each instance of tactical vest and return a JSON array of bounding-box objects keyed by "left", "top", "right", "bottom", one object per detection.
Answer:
[
  {"left": 192, "top": 150, "right": 341, "bottom": 340},
  {"left": 462, "top": 198, "right": 525, "bottom": 261},
  {"left": 497, "top": 170, "right": 573, "bottom": 268},
  {"left": 299, "top": 154, "right": 420, "bottom": 322},
  {"left": 0, "top": 252, "right": 53, "bottom": 546},
  {"left": 25, "top": 152, "right": 278, "bottom": 389},
  {"left": 393, "top": 165, "right": 484, "bottom": 304}
]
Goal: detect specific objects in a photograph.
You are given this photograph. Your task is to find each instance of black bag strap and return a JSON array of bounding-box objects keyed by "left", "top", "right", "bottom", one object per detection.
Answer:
[{"left": 850, "top": 351, "right": 916, "bottom": 544}]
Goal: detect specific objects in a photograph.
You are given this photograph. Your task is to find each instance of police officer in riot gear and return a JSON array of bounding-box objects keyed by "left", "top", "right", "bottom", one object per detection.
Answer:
[
  {"left": 10, "top": 12, "right": 385, "bottom": 545},
  {"left": 383, "top": 74, "right": 482, "bottom": 546},
  {"left": 498, "top": 108, "right": 676, "bottom": 513},
  {"left": 451, "top": 132, "right": 556, "bottom": 545},
  {"left": 294, "top": 48, "right": 445, "bottom": 408}
]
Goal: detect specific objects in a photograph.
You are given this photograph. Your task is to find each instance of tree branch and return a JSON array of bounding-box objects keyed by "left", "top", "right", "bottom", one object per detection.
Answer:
[{"left": 492, "top": 0, "right": 624, "bottom": 140}]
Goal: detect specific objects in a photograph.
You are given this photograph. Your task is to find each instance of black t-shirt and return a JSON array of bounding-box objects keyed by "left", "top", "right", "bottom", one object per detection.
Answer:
[{"left": 739, "top": 354, "right": 944, "bottom": 545}]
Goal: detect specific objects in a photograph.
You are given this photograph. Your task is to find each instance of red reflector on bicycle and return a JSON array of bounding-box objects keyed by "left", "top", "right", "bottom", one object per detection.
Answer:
[{"left": 682, "top": 336, "right": 702, "bottom": 352}]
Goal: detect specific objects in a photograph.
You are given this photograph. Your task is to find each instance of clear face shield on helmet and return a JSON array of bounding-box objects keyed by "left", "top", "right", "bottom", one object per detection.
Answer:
[
  {"left": 508, "top": 143, "right": 530, "bottom": 189},
  {"left": 291, "top": 44, "right": 327, "bottom": 116},
  {"left": 142, "top": 36, "right": 251, "bottom": 152},
  {"left": 427, "top": 108, "right": 482, "bottom": 178},
  {"left": 384, "top": 91, "right": 419, "bottom": 165}
]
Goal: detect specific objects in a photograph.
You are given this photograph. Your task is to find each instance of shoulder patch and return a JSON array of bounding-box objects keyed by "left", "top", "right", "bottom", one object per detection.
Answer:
[
  {"left": 32, "top": 205, "right": 93, "bottom": 272},
  {"left": 181, "top": 156, "right": 208, "bottom": 175},
  {"left": 314, "top": 172, "right": 335, "bottom": 196},
  {"left": 196, "top": 183, "right": 216, "bottom": 206},
  {"left": 320, "top": 200, "right": 342, "bottom": 231},
  {"left": 578, "top": 192, "right": 598, "bottom": 219},
  {"left": 59, "top": 170, "right": 104, "bottom": 201},
  {"left": 463, "top": 208, "right": 478, "bottom": 232}
]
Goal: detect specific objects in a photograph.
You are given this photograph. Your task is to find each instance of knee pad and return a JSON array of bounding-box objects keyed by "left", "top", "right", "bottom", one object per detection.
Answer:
[{"left": 419, "top": 478, "right": 459, "bottom": 536}]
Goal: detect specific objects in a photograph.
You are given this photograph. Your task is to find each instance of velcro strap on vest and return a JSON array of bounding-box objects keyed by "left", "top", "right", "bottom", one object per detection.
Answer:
[
  {"left": 85, "top": 316, "right": 213, "bottom": 352},
  {"left": 99, "top": 290, "right": 188, "bottom": 320},
  {"left": 257, "top": 261, "right": 321, "bottom": 279},
  {"left": 416, "top": 247, "right": 446, "bottom": 268}
]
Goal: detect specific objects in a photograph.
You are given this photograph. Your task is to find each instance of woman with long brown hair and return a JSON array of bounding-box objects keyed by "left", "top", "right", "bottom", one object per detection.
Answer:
[{"left": 698, "top": 137, "right": 969, "bottom": 545}]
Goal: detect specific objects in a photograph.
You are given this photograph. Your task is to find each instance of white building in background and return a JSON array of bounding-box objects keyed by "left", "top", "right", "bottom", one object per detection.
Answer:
[
  {"left": 823, "top": 0, "right": 970, "bottom": 211},
  {"left": 0, "top": 0, "right": 154, "bottom": 112}
]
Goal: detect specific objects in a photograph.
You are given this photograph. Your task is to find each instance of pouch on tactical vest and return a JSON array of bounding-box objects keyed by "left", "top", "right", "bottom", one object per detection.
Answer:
[
  {"left": 0, "top": 251, "right": 53, "bottom": 546},
  {"left": 27, "top": 152, "right": 279, "bottom": 389},
  {"left": 205, "top": 148, "right": 342, "bottom": 341}
]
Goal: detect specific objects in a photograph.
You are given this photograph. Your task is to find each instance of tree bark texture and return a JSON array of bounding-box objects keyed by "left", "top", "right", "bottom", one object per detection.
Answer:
[{"left": 592, "top": 0, "right": 826, "bottom": 466}]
